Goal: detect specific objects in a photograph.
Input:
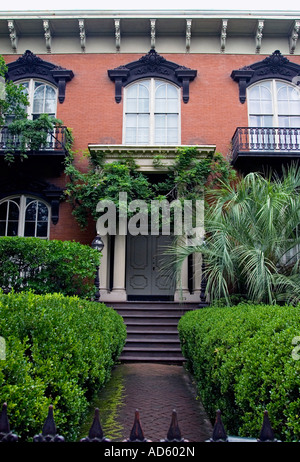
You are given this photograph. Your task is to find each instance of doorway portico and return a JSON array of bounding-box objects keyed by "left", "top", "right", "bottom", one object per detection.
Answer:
[{"left": 88, "top": 144, "right": 215, "bottom": 303}]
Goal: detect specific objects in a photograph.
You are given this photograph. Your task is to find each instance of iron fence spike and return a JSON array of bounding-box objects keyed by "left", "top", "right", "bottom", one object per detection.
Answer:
[
  {"left": 88, "top": 408, "right": 104, "bottom": 440},
  {"left": 42, "top": 405, "right": 56, "bottom": 436},
  {"left": 0, "top": 403, "right": 10, "bottom": 433},
  {"left": 211, "top": 409, "right": 228, "bottom": 442},
  {"left": 258, "top": 410, "right": 277, "bottom": 442},
  {"left": 166, "top": 409, "right": 182, "bottom": 441},
  {"left": 128, "top": 409, "right": 146, "bottom": 442},
  {"left": 0, "top": 403, "right": 18, "bottom": 442}
]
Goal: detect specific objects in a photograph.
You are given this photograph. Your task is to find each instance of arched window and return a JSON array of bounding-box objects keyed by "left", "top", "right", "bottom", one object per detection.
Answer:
[
  {"left": 18, "top": 79, "right": 57, "bottom": 120},
  {"left": 248, "top": 80, "right": 300, "bottom": 128},
  {"left": 123, "top": 79, "right": 180, "bottom": 145},
  {"left": 0, "top": 195, "right": 50, "bottom": 238}
]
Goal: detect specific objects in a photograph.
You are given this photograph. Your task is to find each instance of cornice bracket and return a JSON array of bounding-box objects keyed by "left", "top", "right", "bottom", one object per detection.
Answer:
[
  {"left": 290, "top": 20, "right": 300, "bottom": 54},
  {"left": 255, "top": 20, "right": 264, "bottom": 54},
  {"left": 115, "top": 19, "right": 121, "bottom": 52},
  {"left": 150, "top": 19, "right": 156, "bottom": 50},
  {"left": 78, "top": 19, "right": 86, "bottom": 52},
  {"left": 186, "top": 19, "right": 192, "bottom": 53},
  {"left": 43, "top": 20, "right": 52, "bottom": 53},
  {"left": 7, "top": 20, "right": 17, "bottom": 53},
  {"left": 220, "top": 19, "right": 228, "bottom": 53}
]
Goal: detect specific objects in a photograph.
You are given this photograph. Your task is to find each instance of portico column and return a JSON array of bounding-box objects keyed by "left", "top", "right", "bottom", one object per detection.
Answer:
[
  {"left": 112, "top": 233, "right": 127, "bottom": 301},
  {"left": 174, "top": 255, "right": 190, "bottom": 302},
  {"left": 99, "top": 234, "right": 109, "bottom": 299},
  {"left": 174, "top": 234, "right": 190, "bottom": 302},
  {"left": 191, "top": 224, "right": 205, "bottom": 300},
  {"left": 192, "top": 252, "right": 202, "bottom": 299}
]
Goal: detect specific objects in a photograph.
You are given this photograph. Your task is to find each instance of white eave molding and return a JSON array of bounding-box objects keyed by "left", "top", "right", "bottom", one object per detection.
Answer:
[
  {"left": 2, "top": 10, "right": 300, "bottom": 55},
  {"left": 1, "top": 10, "right": 300, "bottom": 18},
  {"left": 88, "top": 144, "right": 216, "bottom": 171}
]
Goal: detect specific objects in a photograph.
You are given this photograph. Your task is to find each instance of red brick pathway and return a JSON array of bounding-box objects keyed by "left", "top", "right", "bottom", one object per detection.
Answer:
[{"left": 81, "top": 363, "right": 213, "bottom": 442}]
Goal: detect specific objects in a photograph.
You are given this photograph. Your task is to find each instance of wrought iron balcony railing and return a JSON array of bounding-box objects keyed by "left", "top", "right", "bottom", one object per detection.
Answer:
[
  {"left": 231, "top": 127, "right": 300, "bottom": 164},
  {"left": 0, "top": 125, "right": 69, "bottom": 155}
]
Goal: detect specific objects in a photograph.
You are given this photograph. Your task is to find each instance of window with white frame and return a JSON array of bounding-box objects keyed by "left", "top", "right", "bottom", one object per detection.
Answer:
[
  {"left": 123, "top": 79, "right": 180, "bottom": 145},
  {"left": 248, "top": 80, "right": 300, "bottom": 128},
  {"left": 0, "top": 195, "right": 50, "bottom": 238},
  {"left": 17, "top": 79, "right": 57, "bottom": 120}
]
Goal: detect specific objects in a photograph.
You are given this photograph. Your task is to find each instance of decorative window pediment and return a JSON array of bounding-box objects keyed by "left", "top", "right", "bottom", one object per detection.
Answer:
[
  {"left": 6, "top": 50, "right": 74, "bottom": 103},
  {"left": 108, "top": 49, "right": 197, "bottom": 104},
  {"left": 231, "top": 50, "right": 300, "bottom": 103}
]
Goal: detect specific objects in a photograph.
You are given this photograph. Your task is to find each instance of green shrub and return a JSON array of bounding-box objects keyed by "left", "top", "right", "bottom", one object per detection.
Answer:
[
  {"left": 0, "top": 237, "right": 100, "bottom": 299},
  {"left": 178, "top": 303, "right": 300, "bottom": 441},
  {"left": 0, "top": 291, "right": 127, "bottom": 441}
]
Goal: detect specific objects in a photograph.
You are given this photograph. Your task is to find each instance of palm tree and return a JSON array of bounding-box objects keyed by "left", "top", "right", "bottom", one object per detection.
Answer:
[{"left": 171, "top": 164, "right": 300, "bottom": 306}]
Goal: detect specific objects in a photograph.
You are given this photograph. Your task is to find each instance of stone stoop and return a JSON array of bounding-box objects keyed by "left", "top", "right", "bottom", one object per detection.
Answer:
[{"left": 109, "top": 302, "right": 200, "bottom": 364}]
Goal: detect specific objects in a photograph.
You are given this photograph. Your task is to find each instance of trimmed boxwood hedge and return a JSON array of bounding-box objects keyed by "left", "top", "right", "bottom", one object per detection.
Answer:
[
  {"left": 0, "top": 236, "right": 100, "bottom": 299},
  {"left": 178, "top": 303, "right": 300, "bottom": 442},
  {"left": 0, "top": 291, "right": 127, "bottom": 441}
]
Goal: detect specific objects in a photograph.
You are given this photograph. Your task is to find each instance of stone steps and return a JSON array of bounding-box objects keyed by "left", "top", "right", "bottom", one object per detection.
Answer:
[{"left": 110, "top": 302, "right": 199, "bottom": 363}]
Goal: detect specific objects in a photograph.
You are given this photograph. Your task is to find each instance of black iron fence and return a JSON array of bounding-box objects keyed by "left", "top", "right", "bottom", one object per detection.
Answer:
[
  {"left": 231, "top": 126, "right": 300, "bottom": 163},
  {"left": 0, "top": 402, "right": 280, "bottom": 443}
]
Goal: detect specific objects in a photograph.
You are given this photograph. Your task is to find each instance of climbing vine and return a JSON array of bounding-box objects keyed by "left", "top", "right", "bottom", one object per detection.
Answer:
[
  {"left": 4, "top": 114, "right": 64, "bottom": 163},
  {"left": 64, "top": 147, "right": 236, "bottom": 229},
  {"left": 151, "top": 147, "right": 235, "bottom": 201}
]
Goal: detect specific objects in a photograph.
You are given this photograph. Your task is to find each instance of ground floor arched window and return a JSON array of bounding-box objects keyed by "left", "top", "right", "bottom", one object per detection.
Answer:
[{"left": 0, "top": 195, "right": 50, "bottom": 238}]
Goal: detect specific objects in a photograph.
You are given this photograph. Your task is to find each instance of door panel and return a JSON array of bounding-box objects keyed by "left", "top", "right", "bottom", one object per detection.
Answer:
[{"left": 126, "top": 234, "right": 175, "bottom": 300}]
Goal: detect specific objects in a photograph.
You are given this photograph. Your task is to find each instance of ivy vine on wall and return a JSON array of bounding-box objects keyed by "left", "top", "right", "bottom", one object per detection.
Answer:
[{"left": 64, "top": 146, "right": 236, "bottom": 230}]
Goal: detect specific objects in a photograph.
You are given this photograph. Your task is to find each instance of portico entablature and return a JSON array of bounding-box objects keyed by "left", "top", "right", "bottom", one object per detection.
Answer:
[{"left": 88, "top": 144, "right": 216, "bottom": 172}]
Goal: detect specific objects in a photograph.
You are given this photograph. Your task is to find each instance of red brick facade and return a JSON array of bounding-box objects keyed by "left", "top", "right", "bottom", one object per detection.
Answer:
[{"left": 3, "top": 51, "right": 300, "bottom": 245}]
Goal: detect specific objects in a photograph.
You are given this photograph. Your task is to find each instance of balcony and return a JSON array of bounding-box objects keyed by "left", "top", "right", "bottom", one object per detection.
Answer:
[
  {"left": 0, "top": 125, "right": 69, "bottom": 158},
  {"left": 0, "top": 124, "right": 69, "bottom": 177},
  {"left": 231, "top": 127, "right": 300, "bottom": 172}
]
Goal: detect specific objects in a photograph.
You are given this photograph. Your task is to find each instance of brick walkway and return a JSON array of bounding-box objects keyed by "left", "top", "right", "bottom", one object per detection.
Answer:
[{"left": 80, "top": 363, "right": 213, "bottom": 442}]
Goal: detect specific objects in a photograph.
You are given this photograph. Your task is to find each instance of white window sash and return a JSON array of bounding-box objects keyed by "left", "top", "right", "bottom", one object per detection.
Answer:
[
  {"left": 123, "top": 78, "right": 181, "bottom": 145},
  {"left": 17, "top": 79, "right": 57, "bottom": 121}
]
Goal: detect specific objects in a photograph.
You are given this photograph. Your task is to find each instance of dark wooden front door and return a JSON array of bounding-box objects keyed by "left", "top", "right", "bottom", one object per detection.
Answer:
[{"left": 126, "top": 234, "right": 175, "bottom": 300}]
